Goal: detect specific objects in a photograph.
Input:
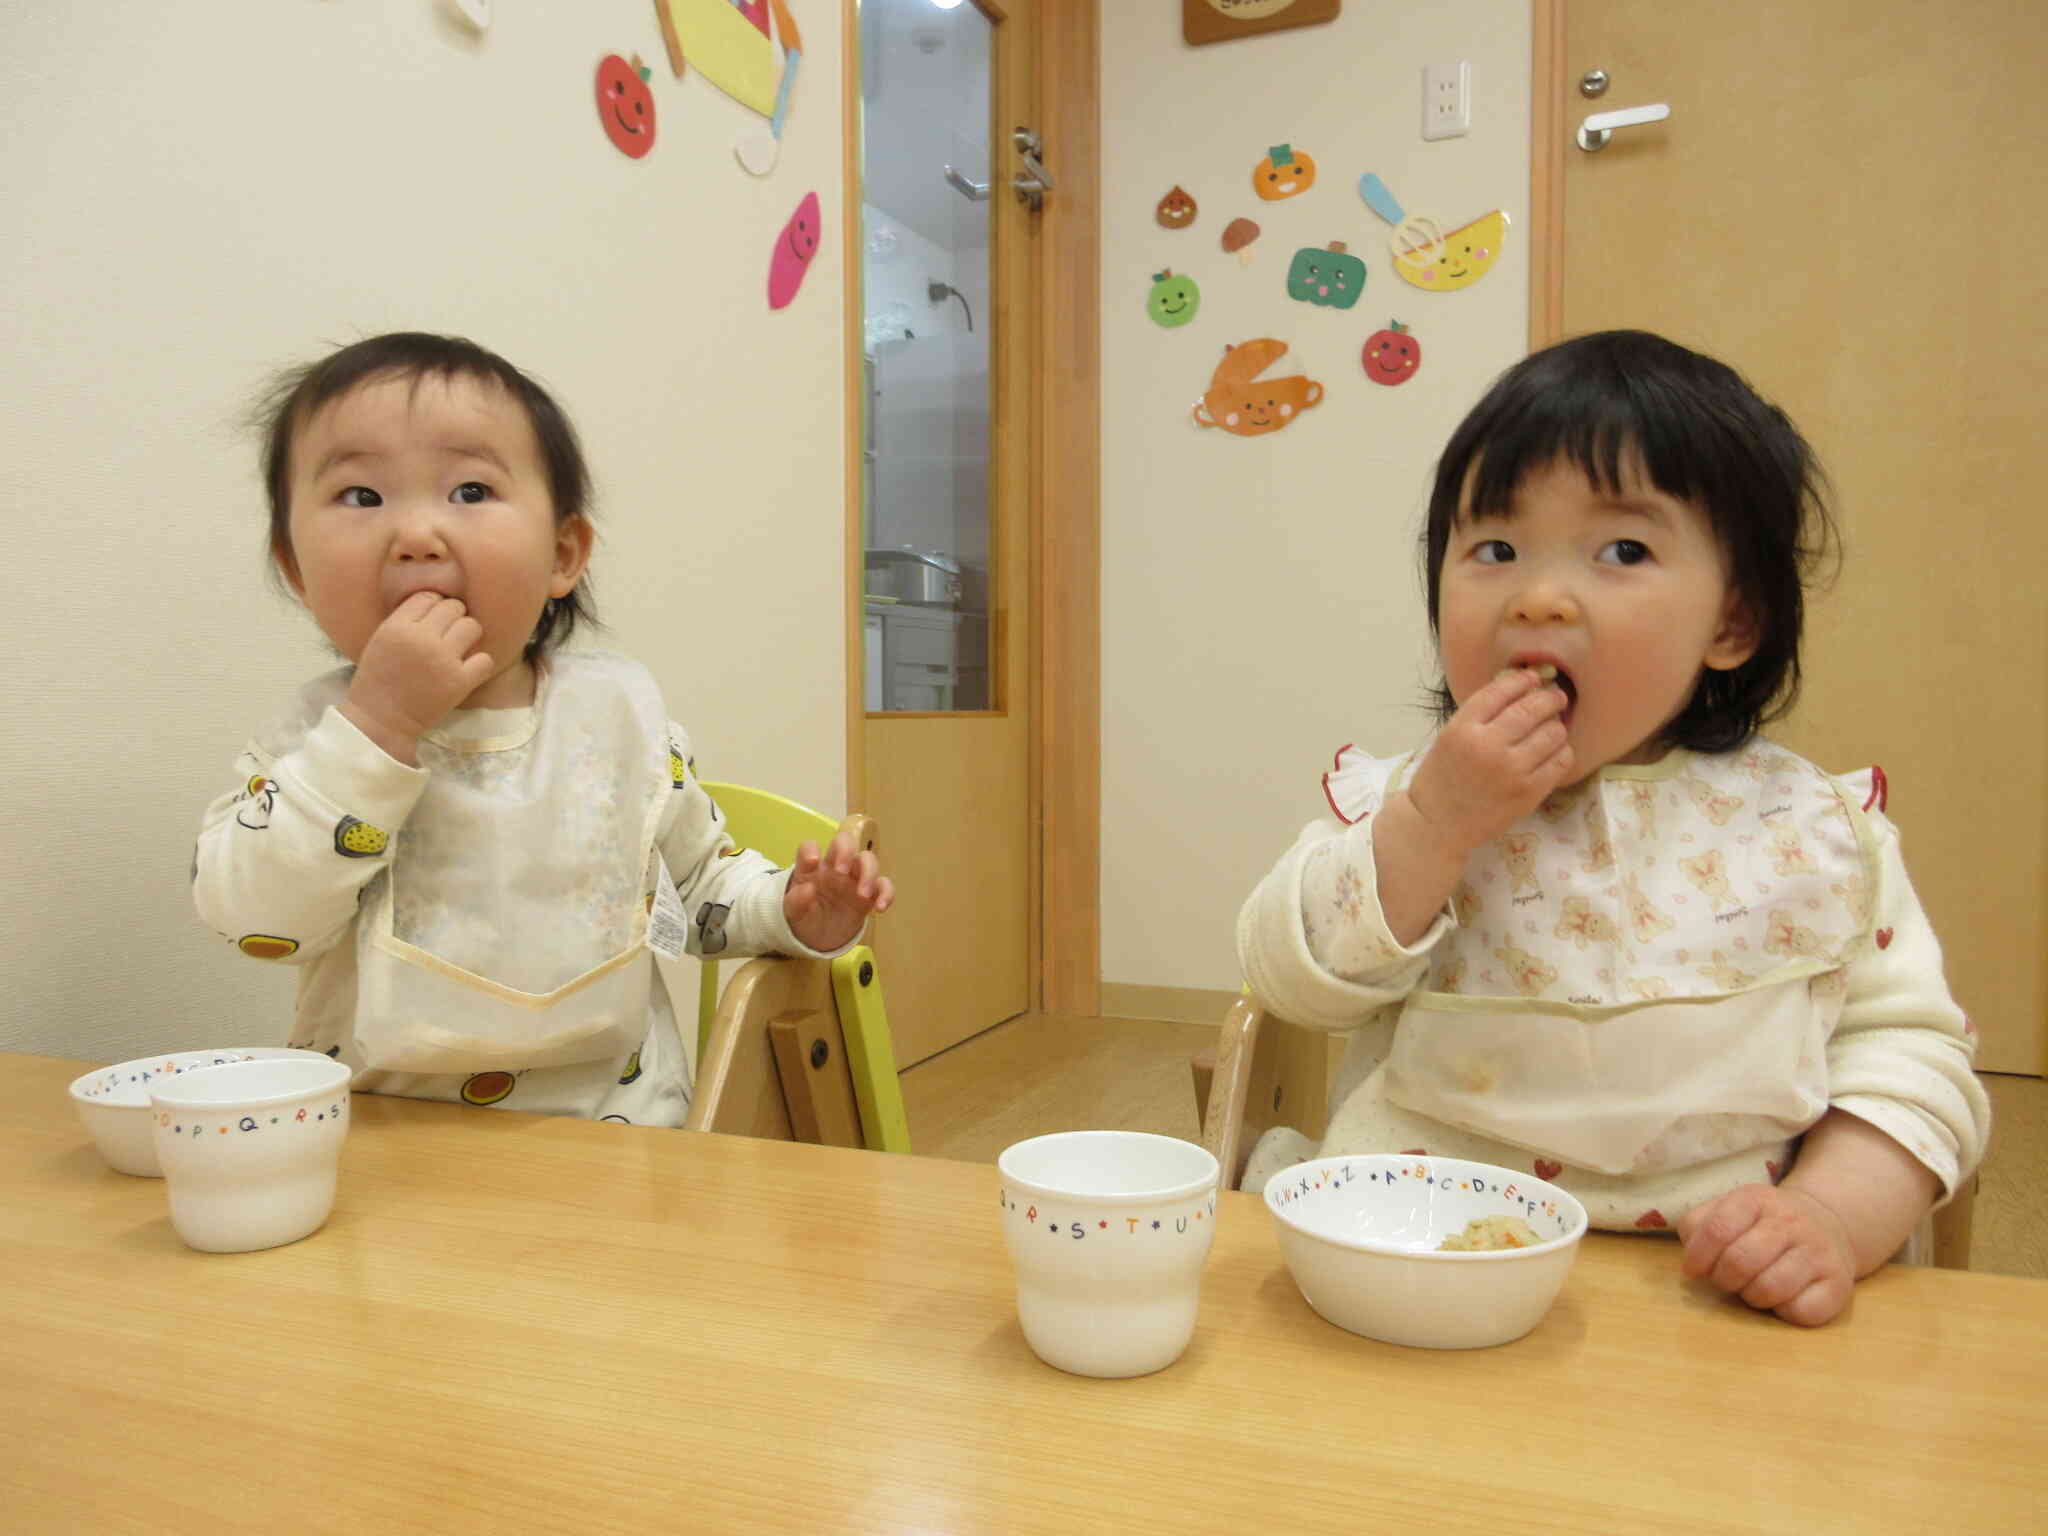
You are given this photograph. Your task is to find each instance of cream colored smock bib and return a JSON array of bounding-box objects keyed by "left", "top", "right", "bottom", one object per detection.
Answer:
[
  {"left": 1325, "top": 742, "right": 1879, "bottom": 1175},
  {"left": 352, "top": 652, "right": 670, "bottom": 1074}
]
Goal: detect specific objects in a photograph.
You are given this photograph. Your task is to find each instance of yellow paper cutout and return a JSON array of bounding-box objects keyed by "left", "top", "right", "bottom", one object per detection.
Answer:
[{"left": 656, "top": 0, "right": 781, "bottom": 116}]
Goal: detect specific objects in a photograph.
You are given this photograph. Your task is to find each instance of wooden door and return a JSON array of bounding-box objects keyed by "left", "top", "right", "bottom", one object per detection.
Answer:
[
  {"left": 1535, "top": 1, "right": 2047, "bottom": 1073},
  {"left": 849, "top": 0, "right": 1039, "bottom": 1065}
]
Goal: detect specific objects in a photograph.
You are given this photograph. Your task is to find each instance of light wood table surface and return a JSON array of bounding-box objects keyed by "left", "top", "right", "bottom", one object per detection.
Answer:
[{"left": 6, "top": 1054, "right": 2045, "bottom": 1534}]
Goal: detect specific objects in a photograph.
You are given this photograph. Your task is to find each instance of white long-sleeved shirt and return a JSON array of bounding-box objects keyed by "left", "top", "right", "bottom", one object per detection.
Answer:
[{"left": 194, "top": 655, "right": 834, "bottom": 1123}]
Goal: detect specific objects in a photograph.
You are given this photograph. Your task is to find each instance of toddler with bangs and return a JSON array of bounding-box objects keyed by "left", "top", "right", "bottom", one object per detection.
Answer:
[
  {"left": 195, "top": 332, "right": 890, "bottom": 1125},
  {"left": 1237, "top": 330, "right": 1987, "bottom": 1325}
]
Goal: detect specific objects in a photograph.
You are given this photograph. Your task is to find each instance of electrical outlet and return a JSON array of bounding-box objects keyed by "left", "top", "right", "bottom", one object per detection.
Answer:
[{"left": 1422, "top": 60, "right": 1471, "bottom": 141}]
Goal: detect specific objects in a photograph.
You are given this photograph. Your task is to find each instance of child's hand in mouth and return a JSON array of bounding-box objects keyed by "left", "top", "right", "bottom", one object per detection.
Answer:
[
  {"left": 342, "top": 591, "right": 496, "bottom": 764},
  {"left": 1401, "top": 665, "right": 1577, "bottom": 857}
]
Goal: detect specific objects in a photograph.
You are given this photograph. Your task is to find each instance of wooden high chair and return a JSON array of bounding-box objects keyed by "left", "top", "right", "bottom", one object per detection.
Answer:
[
  {"left": 680, "top": 783, "right": 911, "bottom": 1154},
  {"left": 1192, "top": 996, "right": 1978, "bottom": 1270}
]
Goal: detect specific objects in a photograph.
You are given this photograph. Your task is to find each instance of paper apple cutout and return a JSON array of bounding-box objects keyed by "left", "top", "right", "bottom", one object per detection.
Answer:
[
  {"left": 1362, "top": 321, "right": 1421, "bottom": 385},
  {"left": 1147, "top": 269, "right": 1200, "bottom": 328},
  {"left": 596, "top": 54, "right": 657, "bottom": 159},
  {"left": 1253, "top": 144, "right": 1316, "bottom": 201},
  {"left": 768, "top": 190, "right": 823, "bottom": 309}
]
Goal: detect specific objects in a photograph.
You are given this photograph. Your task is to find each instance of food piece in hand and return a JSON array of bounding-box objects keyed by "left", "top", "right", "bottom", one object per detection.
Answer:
[{"left": 1439, "top": 1214, "right": 1542, "bottom": 1251}]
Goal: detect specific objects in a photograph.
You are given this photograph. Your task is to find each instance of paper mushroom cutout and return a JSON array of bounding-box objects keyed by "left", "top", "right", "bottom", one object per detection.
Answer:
[
  {"left": 1191, "top": 339, "right": 1323, "bottom": 437},
  {"left": 1363, "top": 322, "right": 1421, "bottom": 385},
  {"left": 1147, "top": 269, "right": 1201, "bottom": 328},
  {"left": 595, "top": 54, "right": 657, "bottom": 160},
  {"left": 1221, "top": 218, "right": 1261, "bottom": 267},
  {"left": 1155, "top": 186, "right": 1198, "bottom": 229}
]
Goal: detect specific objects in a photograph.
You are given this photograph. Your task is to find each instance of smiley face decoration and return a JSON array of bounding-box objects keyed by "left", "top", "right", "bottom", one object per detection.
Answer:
[
  {"left": 1147, "top": 269, "right": 1201, "bottom": 328},
  {"left": 1253, "top": 143, "right": 1316, "bottom": 201},
  {"left": 1155, "top": 185, "right": 1198, "bottom": 229},
  {"left": 1191, "top": 339, "right": 1324, "bottom": 437},
  {"left": 595, "top": 54, "right": 657, "bottom": 159}
]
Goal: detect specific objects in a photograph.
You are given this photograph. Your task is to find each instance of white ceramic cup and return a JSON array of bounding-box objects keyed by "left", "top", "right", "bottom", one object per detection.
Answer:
[
  {"left": 997, "top": 1131, "right": 1220, "bottom": 1378},
  {"left": 148, "top": 1057, "right": 354, "bottom": 1253}
]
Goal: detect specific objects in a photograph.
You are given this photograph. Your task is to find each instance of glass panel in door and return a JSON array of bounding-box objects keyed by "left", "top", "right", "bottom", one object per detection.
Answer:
[{"left": 859, "top": 0, "right": 993, "bottom": 714}]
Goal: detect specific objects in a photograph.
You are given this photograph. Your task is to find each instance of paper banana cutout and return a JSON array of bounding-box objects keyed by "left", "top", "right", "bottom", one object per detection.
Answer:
[{"left": 1191, "top": 338, "right": 1323, "bottom": 437}]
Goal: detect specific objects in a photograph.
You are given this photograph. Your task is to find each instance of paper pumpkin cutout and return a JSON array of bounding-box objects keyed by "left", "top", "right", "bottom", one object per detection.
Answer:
[
  {"left": 1362, "top": 321, "right": 1421, "bottom": 385},
  {"left": 595, "top": 55, "right": 657, "bottom": 160},
  {"left": 1156, "top": 186, "right": 1198, "bottom": 229},
  {"left": 1221, "top": 217, "right": 1261, "bottom": 266},
  {"left": 1393, "top": 209, "right": 1509, "bottom": 292},
  {"left": 654, "top": 0, "right": 784, "bottom": 115},
  {"left": 1191, "top": 339, "right": 1323, "bottom": 436},
  {"left": 768, "top": 190, "right": 822, "bottom": 309},
  {"left": 1253, "top": 144, "right": 1316, "bottom": 201},
  {"left": 1285, "top": 240, "right": 1365, "bottom": 309},
  {"left": 1148, "top": 269, "right": 1201, "bottom": 328}
]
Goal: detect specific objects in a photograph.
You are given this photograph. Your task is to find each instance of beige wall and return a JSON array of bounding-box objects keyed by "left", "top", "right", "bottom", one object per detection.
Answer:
[
  {"left": 1, "top": 2, "right": 847, "bottom": 1061},
  {"left": 1100, "top": 4, "right": 1532, "bottom": 991}
]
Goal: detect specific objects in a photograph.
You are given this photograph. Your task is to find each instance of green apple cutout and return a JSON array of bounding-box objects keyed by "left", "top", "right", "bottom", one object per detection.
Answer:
[{"left": 1147, "top": 268, "right": 1201, "bottom": 328}]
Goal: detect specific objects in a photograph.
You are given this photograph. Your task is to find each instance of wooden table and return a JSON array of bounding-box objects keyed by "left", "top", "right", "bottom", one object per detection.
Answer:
[{"left": 5, "top": 1054, "right": 2045, "bottom": 1534}]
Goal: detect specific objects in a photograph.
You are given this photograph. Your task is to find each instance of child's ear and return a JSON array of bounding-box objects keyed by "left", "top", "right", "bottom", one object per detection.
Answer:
[
  {"left": 273, "top": 539, "right": 306, "bottom": 599},
  {"left": 1704, "top": 595, "right": 1760, "bottom": 672},
  {"left": 549, "top": 515, "right": 596, "bottom": 598}
]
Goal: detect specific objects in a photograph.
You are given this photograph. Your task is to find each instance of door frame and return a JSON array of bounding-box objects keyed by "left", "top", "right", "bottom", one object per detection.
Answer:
[
  {"left": 1528, "top": 0, "right": 1565, "bottom": 349},
  {"left": 839, "top": 0, "right": 1101, "bottom": 1018}
]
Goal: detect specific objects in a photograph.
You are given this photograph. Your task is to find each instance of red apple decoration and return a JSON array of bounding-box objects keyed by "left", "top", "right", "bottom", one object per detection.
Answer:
[
  {"left": 1362, "top": 320, "right": 1420, "bottom": 386},
  {"left": 596, "top": 53, "right": 657, "bottom": 159}
]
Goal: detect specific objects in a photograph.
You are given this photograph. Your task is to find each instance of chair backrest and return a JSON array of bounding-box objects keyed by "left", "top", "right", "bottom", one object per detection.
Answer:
[{"left": 694, "top": 781, "right": 874, "bottom": 1057}]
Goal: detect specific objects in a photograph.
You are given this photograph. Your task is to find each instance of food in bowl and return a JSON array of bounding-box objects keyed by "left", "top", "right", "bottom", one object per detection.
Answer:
[
  {"left": 1265, "top": 1153, "right": 1587, "bottom": 1349},
  {"left": 69, "top": 1047, "right": 334, "bottom": 1177},
  {"left": 1438, "top": 1214, "right": 1543, "bottom": 1251}
]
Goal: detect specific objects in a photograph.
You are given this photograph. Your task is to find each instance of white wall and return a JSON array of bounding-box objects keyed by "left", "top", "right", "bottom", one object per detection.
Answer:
[
  {"left": 1, "top": 1, "right": 846, "bottom": 1061},
  {"left": 1100, "top": 5, "right": 1532, "bottom": 992}
]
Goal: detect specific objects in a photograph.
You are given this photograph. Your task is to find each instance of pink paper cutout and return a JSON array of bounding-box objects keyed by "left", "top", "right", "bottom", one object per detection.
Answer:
[{"left": 768, "top": 190, "right": 822, "bottom": 309}]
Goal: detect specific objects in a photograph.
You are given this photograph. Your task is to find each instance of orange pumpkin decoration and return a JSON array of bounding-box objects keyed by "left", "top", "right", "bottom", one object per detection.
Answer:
[{"left": 1252, "top": 143, "right": 1316, "bottom": 201}]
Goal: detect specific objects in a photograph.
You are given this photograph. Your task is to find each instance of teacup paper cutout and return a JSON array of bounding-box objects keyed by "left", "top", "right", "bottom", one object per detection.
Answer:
[
  {"left": 595, "top": 54, "right": 657, "bottom": 159},
  {"left": 1191, "top": 339, "right": 1323, "bottom": 436},
  {"left": 1253, "top": 143, "right": 1316, "bottom": 201},
  {"left": 768, "top": 190, "right": 822, "bottom": 309},
  {"left": 1148, "top": 269, "right": 1201, "bottom": 328},
  {"left": 1156, "top": 185, "right": 1198, "bottom": 229}
]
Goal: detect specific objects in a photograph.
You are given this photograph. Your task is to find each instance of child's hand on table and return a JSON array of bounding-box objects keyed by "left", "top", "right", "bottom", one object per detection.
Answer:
[
  {"left": 784, "top": 827, "right": 894, "bottom": 952},
  {"left": 342, "top": 593, "right": 495, "bottom": 765},
  {"left": 1677, "top": 1184, "right": 1857, "bottom": 1327}
]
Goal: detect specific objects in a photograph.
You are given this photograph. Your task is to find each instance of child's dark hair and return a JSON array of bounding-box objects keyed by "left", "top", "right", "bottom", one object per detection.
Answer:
[
  {"left": 1422, "top": 329, "right": 1837, "bottom": 753},
  {"left": 254, "top": 332, "right": 596, "bottom": 662}
]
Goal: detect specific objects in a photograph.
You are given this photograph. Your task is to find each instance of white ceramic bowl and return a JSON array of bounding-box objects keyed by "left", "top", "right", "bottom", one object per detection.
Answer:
[
  {"left": 1265, "top": 1154, "right": 1587, "bottom": 1349},
  {"left": 68, "top": 1047, "right": 336, "bottom": 1176},
  {"left": 149, "top": 1057, "right": 354, "bottom": 1253}
]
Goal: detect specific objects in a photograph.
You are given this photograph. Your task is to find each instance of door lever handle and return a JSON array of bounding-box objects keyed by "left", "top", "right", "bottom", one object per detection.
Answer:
[{"left": 1576, "top": 102, "right": 1670, "bottom": 151}]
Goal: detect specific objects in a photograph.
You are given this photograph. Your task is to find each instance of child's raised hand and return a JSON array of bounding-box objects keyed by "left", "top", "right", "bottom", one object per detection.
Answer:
[
  {"left": 1403, "top": 667, "right": 1574, "bottom": 856},
  {"left": 783, "top": 827, "right": 894, "bottom": 953},
  {"left": 341, "top": 593, "right": 496, "bottom": 764},
  {"left": 1677, "top": 1184, "right": 1857, "bottom": 1327}
]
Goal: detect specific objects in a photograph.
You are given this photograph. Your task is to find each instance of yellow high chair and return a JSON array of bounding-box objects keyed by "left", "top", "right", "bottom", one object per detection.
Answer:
[
  {"left": 680, "top": 782, "right": 911, "bottom": 1154},
  {"left": 1192, "top": 996, "right": 1977, "bottom": 1269}
]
